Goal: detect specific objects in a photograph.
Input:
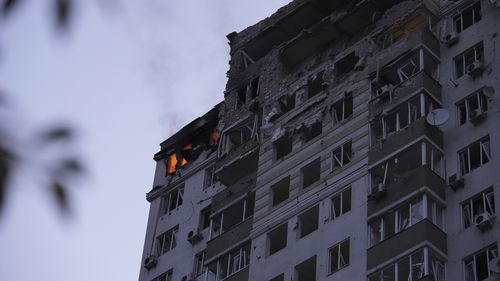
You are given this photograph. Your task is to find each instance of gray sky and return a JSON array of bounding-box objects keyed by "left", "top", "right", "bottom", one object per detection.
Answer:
[{"left": 0, "top": 1, "right": 290, "bottom": 280}]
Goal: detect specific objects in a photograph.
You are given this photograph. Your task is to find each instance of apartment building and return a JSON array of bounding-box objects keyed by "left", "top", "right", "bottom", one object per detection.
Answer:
[{"left": 138, "top": 1, "right": 500, "bottom": 281}]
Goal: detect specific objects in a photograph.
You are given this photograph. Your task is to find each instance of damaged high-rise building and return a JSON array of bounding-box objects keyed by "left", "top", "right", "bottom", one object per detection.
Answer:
[{"left": 138, "top": 1, "right": 500, "bottom": 281}]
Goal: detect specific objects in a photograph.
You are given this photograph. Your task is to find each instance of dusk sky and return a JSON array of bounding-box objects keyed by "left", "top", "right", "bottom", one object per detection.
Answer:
[{"left": 0, "top": 1, "right": 290, "bottom": 280}]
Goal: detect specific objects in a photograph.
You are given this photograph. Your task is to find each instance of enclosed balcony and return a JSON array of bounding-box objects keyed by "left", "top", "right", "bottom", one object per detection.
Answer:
[
  {"left": 368, "top": 140, "right": 446, "bottom": 210},
  {"left": 369, "top": 117, "right": 443, "bottom": 165},
  {"left": 216, "top": 115, "right": 259, "bottom": 186},
  {"left": 369, "top": 71, "right": 442, "bottom": 118}
]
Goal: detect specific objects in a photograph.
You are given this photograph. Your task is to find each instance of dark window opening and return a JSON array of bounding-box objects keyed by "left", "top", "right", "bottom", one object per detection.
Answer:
[
  {"left": 274, "top": 135, "right": 292, "bottom": 160},
  {"left": 308, "top": 71, "right": 325, "bottom": 98},
  {"left": 295, "top": 256, "right": 317, "bottom": 281},
  {"left": 302, "top": 121, "right": 322, "bottom": 142},
  {"left": 250, "top": 77, "right": 260, "bottom": 99},
  {"left": 301, "top": 158, "right": 321, "bottom": 189},
  {"left": 237, "top": 87, "right": 247, "bottom": 108},
  {"left": 268, "top": 223, "right": 288, "bottom": 255},
  {"left": 453, "top": 1, "right": 481, "bottom": 33},
  {"left": 278, "top": 93, "right": 296, "bottom": 114},
  {"left": 298, "top": 205, "right": 319, "bottom": 238},
  {"left": 200, "top": 206, "right": 211, "bottom": 230},
  {"left": 335, "top": 52, "right": 360, "bottom": 74},
  {"left": 332, "top": 95, "right": 353, "bottom": 123},
  {"left": 272, "top": 177, "right": 290, "bottom": 206}
]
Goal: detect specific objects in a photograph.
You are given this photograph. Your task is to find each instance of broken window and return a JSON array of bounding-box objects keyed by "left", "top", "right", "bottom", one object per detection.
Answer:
[
  {"left": 278, "top": 93, "right": 296, "bottom": 114},
  {"left": 462, "top": 188, "right": 495, "bottom": 229},
  {"left": 218, "top": 116, "right": 258, "bottom": 156},
  {"left": 166, "top": 152, "right": 188, "bottom": 175},
  {"left": 250, "top": 77, "right": 260, "bottom": 99},
  {"left": 331, "top": 187, "right": 351, "bottom": 219},
  {"left": 194, "top": 251, "right": 206, "bottom": 276},
  {"left": 301, "top": 158, "right": 321, "bottom": 189},
  {"left": 329, "top": 239, "right": 350, "bottom": 273},
  {"left": 459, "top": 136, "right": 490, "bottom": 175},
  {"left": 453, "top": 1, "right": 481, "bottom": 33},
  {"left": 457, "top": 89, "right": 488, "bottom": 125},
  {"left": 332, "top": 94, "right": 353, "bottom": 124},
  {"left": 272, "top": 176, "right": 290, "bottom": 206},
  {"left": 153, "top": 269, "right": 173, "bottom": 281},
  {"left": 269, "top": 274, "right": 284, "bottom": 281},
  {"left": 397, "top": 60, "right": 418, "bottom": 82},
  {"left": 156, "top": 226, "right": 178, "bottom": 256},
  {"left": 464, "top": 244, "right": 498, "bottom": 281},
  {"left": 295, "top": 256, "right": 316, "bottom": 281},
  {"left": 335, "top": 52, "right": 359, "bottom": 74},
  {"left": 237, "top": 87, "right": 247, "bottom": 108},
  {"left": 332, "top": 141, "right": 352, "bottom": 171},
  {"left": 240, "top": 50, "right": 255, "bottom": 70},
  {"left": 206, "top": 243, "right": 251, "bottom": 281},
  {"left": 210, "top": 194, "right": 255, "bottom": 238},
  {"left": 307, "top": 71, "right": 325, "bottom": 98},
  {"left": 369, "top": 195, "right": 431, "bottom": 246},
  {"left": 268, "top": 223, "right": 288, "bottom": 255},
  {"left": 369, "top": 248, "right": 445, "bottom": 281},
  {"left": 454, "top": 42, "right": 484, "bottom": 78},
  {"left": 274, "top": 134, "right": 292, "bottom": 160},
  {"left": 375, "top": 13, "right": 427, "bottom": 49},
  {"left": 204, "top": 165, "right": 216, "bottom": 189},
  {"left": 200, "top": 206, "right": 211, "bottom": 230},
  {"left": 298, "top": 119, "right": 322, "bottom": 143},
  {"left": 297, "top": 205, "right": 319, "bottom": 238},
  {"left": 160, "top": 185, "right": 184, "bottom": 215}
]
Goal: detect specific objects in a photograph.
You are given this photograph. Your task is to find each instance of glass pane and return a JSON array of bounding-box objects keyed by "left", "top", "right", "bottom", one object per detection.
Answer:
[
  {"left": 340, "top": 240, "right": 350, "bottom": 268},
  {"left": 385, "top": 212, "right": 396, "bottom": 237},
  {"left": 398, "top": 205, "right": 410, "bottom": 231},
  {"left": 476, "top": 251, "right": 489, "bottom": 281},
  {"left": 382, "top": 265, "right": 396, "bottom": 281},
  {"left": 330, "top": 245, "right": 339, "bottom": 272},
  {"left": 411, "top": 250, "right": 425, "bottom": 280},
  {"left": 436, "top": 205, "right": 444, "bottom": 229},
  {"left": 465, "top": 261, "right": 475, "bottom": 281},
  {"left": 411, "top": 198, "right": 424, "bottom": 225},
  {"left": 397, "top": 257, "right": 410, "bottom": 281},
  {"left": 342, "top": 188, "right": 352, "bottom": 214},
  {"left": 463, "top": 204, "right": 472, "bottom": 228},
  {"left": 332, "top": 195, "right": 341, "bottom": 219},
  {"left": 369, "top": 219, "right": 382, "bottom": 246}
]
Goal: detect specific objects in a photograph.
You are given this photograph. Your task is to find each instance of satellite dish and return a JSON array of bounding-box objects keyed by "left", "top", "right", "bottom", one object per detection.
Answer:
[
  {"left": 483, "top": 86, "right": 495, "bottom": 98},
  {"left": 426, "top": 109, "right": 449, "bottom": 126}
]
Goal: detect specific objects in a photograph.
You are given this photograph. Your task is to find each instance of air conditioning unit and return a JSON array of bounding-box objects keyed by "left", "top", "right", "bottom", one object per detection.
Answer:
[
  {"left": 474, "top": 212, "right": 495, "bottom": 231},
  {"left": 469, "top": 109, "right": 487, "bottom": 125},
  {"left": 143, "top": 255, "right": 158, "bottom": 270},
  {"left": 375, "top": 84, "right": 393, "bottom": 100},
  {"left": 448, "top": 174, "right": 464, "bottom": 191},
  {"left": 187, "top": 229, "right": 204, "bottom": 244},
  {"left": 490, "top": 257, "right": 500, "bottom": 274},
  {"left": 444, "top": 31, "right": 459, "bottom": 46},
  {"left": 368, "top": 183, "right": 387, "bottom": 200},
  {"left": 467, "top": 60, "right": 483, "bottom": 78}
]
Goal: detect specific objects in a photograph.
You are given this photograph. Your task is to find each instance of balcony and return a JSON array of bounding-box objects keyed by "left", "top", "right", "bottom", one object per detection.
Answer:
[
  {"left": 368, "top": 118, "right": 443, "bottom": 165},
  {"left": 281, "top": 0, "right": 403, "bottom": 68},
  {"left": 367, "top": 219, "right": 447, "bottom": 270},
  {"left": 370, "top": 27, "right": 440, "bottom": 75},
  {"left": 369, "top": 71, "right": 442, "bottom": 117},
  {"left": 368, "top": 165, "right": 446, "bottom": 214},
  {"left": 206, "top": 218, "right": 252, "bottom": 261}
]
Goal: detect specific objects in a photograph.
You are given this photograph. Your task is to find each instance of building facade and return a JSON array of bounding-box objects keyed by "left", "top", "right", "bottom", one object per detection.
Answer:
[{"left": 138, "top": 1, "right": 500, "bottom": 281}]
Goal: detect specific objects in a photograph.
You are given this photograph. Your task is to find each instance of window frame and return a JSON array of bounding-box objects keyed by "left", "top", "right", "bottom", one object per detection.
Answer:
[
  {"left": 454, "top": 42, "right": 484, "bottom": 79},
  {"left": 156, "top": 226, "right": 179, "bottom": 256},
  {"left": 331, "top": 187, "right": 352, "bottom": 220},
  {"left": 332, "top": 140, "right": 353, "bottom": 171},
  {"left": 453, "top": 1, "right": 482, "bottom": 33},
  {"left": 160, "top": 185, "right": 185, "bottom": 216},
  {"left": 456, "top": 89, "right": 488, "bottom": 126},
  {"left": 458, "top": 136, "right": 490, "bottom": 175},
  {"left": 332, "top": 95, "right": 354, "bottom": 124},
  {"left": 463, "top": 244, "right": 498, "bottom": 281},
  {"left": 328, "top": 238, "right": 350, "bottom": 274},
  {"left": 461, "top": 188, "right": 495, "bottom": 229}
]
